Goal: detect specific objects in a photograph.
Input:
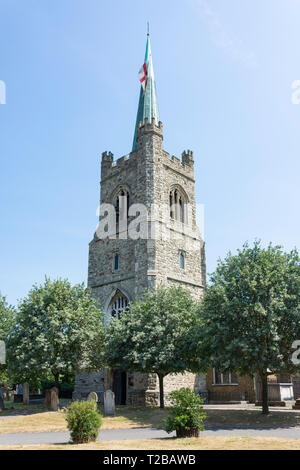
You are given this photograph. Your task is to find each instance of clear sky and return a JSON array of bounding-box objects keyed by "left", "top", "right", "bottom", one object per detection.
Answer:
[{"left": 1, "top": 0, "right": 300, "bottom": 306}]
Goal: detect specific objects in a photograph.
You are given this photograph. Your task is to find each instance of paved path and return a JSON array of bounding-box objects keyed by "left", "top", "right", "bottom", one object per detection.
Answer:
[{"left": 0, "top": 426, "right": 300, "bottom": 446}]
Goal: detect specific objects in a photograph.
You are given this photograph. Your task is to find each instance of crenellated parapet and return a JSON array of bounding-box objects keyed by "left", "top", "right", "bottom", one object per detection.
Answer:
[
  {"left": 101, "top": 151, "right": 114, "bottom": 162},
  {"left": 101, "top": 151, "right": 114, "bottom": 179},
  {"left": 181, "top": 150, "right": 194, "bottom": 166},
  {"left": 137, "top": 117, "right": 163, "bottom": 140},
  {"left": 101, "top": 149, "right": 138, "bottom": 180},
  {"left": 161, "top": 148, "right": 194, "bottom": 178},
  {"left": 100, "top": 124, "right": 194, "bottom": 183}
]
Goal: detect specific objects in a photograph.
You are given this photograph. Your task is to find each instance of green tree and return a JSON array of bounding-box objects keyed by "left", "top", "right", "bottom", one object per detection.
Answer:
[
  {"left": 198, "top": 242, "right": 300, "bottom": 414},
  {"left": 104, "top": 286, "right": 202, "bottom": 408},
  {"left": 0, "top": 294, "right": 15, "bottom": 408},
  {"left": 7, "top": 278, "right": 105, "bottom": 391}
]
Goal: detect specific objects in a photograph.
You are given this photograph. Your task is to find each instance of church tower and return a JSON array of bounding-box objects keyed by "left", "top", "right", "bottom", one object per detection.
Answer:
[{"left": 75, "top": 33, "right": 206, "bottom": 405}]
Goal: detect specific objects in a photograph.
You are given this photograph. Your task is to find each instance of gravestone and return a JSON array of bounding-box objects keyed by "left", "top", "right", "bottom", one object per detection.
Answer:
[
  {"left": 87, "top": 391, "right": 98, "bottom": 402},
  {"left": 104, "top": 389, "right": 115, "bottom": 416},
  {"left": 23, "top": 383, "right": 29, "bottom": 405},
  {"left": 50, "top": 387, "right": 59, "bottom": 411}
]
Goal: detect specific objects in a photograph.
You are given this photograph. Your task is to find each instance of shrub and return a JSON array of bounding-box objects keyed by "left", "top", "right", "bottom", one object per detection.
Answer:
[
  {"left": 66, "top": 401, "right": 102, "bottom": 444},
  {"left": 165, "top": 388, "right": 206, "bottom": 437}
]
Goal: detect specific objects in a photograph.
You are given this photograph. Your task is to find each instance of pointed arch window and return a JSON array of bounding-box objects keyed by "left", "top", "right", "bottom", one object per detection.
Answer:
[
  {"left": 109, "top": 290, "right": 129, "bottom": 319},
  {"left": 114, "top": 187, "right": 130, "bottom": 226},
  {"left": 169, "top": 188, "right": 187, "bottom": 223}
]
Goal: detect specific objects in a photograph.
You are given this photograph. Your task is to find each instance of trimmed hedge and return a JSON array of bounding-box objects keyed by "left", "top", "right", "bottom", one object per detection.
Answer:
[
  {"left": 66, "top": 401, "right": 102, "bottom": 444},
  {"left": 165, "top": 388, "right": 206, "bottom": 437}
]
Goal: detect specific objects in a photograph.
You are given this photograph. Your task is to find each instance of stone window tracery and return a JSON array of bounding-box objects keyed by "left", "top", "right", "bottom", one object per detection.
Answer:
[
  {"left": 169, "top": 188, "right": 186, "bottom": 223},
  {"left": 109, "top": 290, "right": 129, "bottom": 319},
  {"left": 114, "top": 187, "right": 130, "bottom": 225}
]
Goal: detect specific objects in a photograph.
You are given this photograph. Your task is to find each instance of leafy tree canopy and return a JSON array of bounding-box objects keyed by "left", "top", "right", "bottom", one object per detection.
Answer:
[
  {"left": 7, "top": 278, "right": 105, "bottom": 387},
  {"left": 0, "top": 293, "right": 15, "bottom": 387},
  {"left": 0, "top": 293, "right": 15, "bottom": 341},
  {"left": 197, "top": 241, "right": 300, "bottom": 413}
]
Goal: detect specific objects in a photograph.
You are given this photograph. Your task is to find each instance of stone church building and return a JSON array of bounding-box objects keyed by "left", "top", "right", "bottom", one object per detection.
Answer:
[{"left": 74, "top": 34, "right": 207, "bottom": 405}]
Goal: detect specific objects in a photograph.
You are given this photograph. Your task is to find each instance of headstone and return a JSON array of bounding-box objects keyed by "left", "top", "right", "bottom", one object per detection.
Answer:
[
  {"left": 87, "top": 391, "right": 98, "bottom": 403},
  {"left": 104, "top": 389, "right": 115, "bottom": 416},
  {"left": 23, "top": 383, "right": 29, "bottom": 405},
  {"left": 50, "top": 387, "right": 59, "bottom": 412},
  {"left": 72, "top": 391, "right": 82, "bottom": 401}
]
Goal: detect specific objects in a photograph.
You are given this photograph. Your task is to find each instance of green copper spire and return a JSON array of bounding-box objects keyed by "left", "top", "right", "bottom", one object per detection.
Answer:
[{"left": 132, "top": 33, "right": 160, "bottom": 151}]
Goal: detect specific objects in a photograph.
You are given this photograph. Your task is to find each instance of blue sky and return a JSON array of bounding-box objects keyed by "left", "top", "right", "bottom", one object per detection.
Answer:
[{"left": 1, "top": 0, "right": 300, "bottom": 306}]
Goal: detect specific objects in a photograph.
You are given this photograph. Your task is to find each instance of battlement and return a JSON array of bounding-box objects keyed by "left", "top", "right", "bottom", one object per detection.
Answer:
[
  {"left": 137, "top": 117, "right": 163, "bottom": 138},
  {"left": 101, "top": 151, "right": 114, "bottom": 162},
  {"left": 115, "top": 154, "right": 130, "bottom": 167},
  {"left": 101, "top": 149, "right": 137, "bottom": 180},
  {"left": 100, "top": 123, "right": 193, "bottom": 181},
  {"left": 182, "top": 150, "right": 194, "bottom": 166},
  {"left": 162, "top": 148, "right": 194, "bottom": 176}
]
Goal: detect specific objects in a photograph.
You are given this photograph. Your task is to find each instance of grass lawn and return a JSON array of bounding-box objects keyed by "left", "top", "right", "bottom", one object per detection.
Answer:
[
  {"left": 0, "top": 436, "right": 300, "bottom": 450},
  {"left": 0, "top": 404, "right": 300, "bottom": 435},
  {"left": 0, "top": 405, "right": 168, "bottom": 434}
]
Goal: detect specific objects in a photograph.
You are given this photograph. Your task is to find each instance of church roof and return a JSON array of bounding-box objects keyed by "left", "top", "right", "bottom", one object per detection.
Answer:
[{"left": 132, "top": 34, "right": 160, "bottom": 151}]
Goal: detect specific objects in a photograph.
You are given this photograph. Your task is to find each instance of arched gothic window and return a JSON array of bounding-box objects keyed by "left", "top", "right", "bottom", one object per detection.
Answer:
[
  {"left": 169, "top": 188, "right": 186, "bottom": 223},
  {"left": 114, "top": 188, "right": 130, "bottom": 225},
  {"left": 109, "top": 290, "right": 129, "bottom": 319}
]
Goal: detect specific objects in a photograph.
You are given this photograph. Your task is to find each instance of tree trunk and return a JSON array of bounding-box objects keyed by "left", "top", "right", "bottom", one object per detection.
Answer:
[
  {"left": 260, "top": 373, "right": 269, "bottom": 415},
  {"left": 158, "top": 374, "right": 165, "bottom": 409},
  {"left": 53, "top": 373, "right": 59, "bottom": 395}
]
